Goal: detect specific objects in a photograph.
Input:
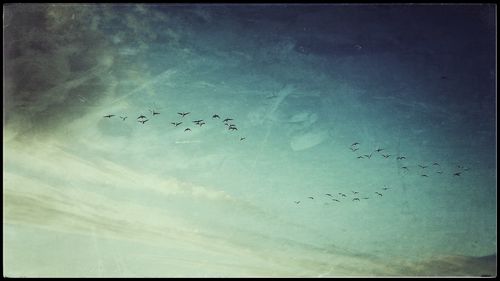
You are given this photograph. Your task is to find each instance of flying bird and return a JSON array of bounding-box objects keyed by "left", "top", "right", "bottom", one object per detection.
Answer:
[
  {"left": 352, "top": 198, "right": 360, "bottom": 202},
  {"left": 375, "top": 192, "right": 383, "bottom": 197},
  {"left": 357, "top": 155, "right": 364, "bottom": 159},
  {"left": 421, "top": 174, "right": 429, "bottom": 177},
  {"left": 294, "top": 201, "right": 300, "bottom": 204},
  {"left": 382, "top": 154, "right": 391, "bottom": 158},
  {"left": 137, "top": 115, "right": 147, "bottom": 119},
  {"left": 325, "top": 193, "right": 333, "bottom": 197},
  {"left": 418, "top": 165, "right": 428, "bottom": 169},
  {"left": 352, "top": 191, "right": 359, "bottom": 194},
  {"left": 382, "top": 186, "right": 390, "bottom": 191},
  {"left": 350, "top": 147, "right": 359, "bottom": 152},
  {"left": 171, "top": 122, "right": 182, "bottom": 127},
  {"left": 432, "top": 162, "right": 440, "bottom": 166},
  {"left": 178, "top": 112, "right": 190, "bottom": 117},
  {"left": 375, "top": 148, "right": 384, "bottom": 152},
  {"left": 149, "top": 109, "right": 160, "bottom": 116},
  {"left": 184, "top": 128, "right": 191, "bottom": 132},
  {"left": 364, "top": 153, "right": 373, "bottom": 159},
  {"left": 212, "top": 114, "right": 220, "bottom": 119},
  {"left": 396, "top": 156, "right": 406, "bottom": 160},
  {"left": 229, "top": 127, "right": 238, "bottom": 131},
  {"left": 240, "top": 137, "right": 246, "bottom": 141},
  {"left": 351, "top": 142, "right": 360, "bottom": 146},
  {"left": 332, "top": 199, "right": 340, "bottom": 202},
  {"left": 436, "top": 171, "right": 443, "bottom": 174},
  {"left": 308, "top": 197, "right": 314, "bottom": 200},
  {"left": 223, "top": 118, "right": 234, "bottom": 123},
  {"left": 401, "top": 166, "right": 409, "bottom": 171},
  {"left": 120, "top": 116, "right": 127, "bottom": 121},
  {"left": 104, "top": 114, "right": 115, "bottom": 118},
  {"left": 193, "top": 120, "right": 204, "bottom": 124},
  {"left": 454, "top": 172, "right": 461, "bottom": 176},
  {"left": 138, "top": 119, "right": 149, "bottom": 124},
  {"left": 338, "top": 193, "right": 347, "bottom": 197}
]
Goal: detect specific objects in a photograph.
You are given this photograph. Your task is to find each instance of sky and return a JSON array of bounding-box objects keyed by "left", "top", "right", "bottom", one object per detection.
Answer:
[{"left": 3, "top": 3, "right": 497, "bottom": 277}]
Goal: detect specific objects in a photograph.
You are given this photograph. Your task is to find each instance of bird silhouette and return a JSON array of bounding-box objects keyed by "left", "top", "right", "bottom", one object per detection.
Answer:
[
  {"left": 401, "top": 166, "right": 409, "bottom": 171},
  {"left": 338, "top": 193, "right": 347, "bottom": 197},
  {"left": 104, "top": 114, "right": 115, "bottom": 118},
  {"left": 436, "top": 171, "right": 443, "bottom": 174},
  {"left": 120, "top": 116, "right": 127, "bottom": 121},
  {"left": 382, "top": 186, "right": 390, "bottom": 191},
  {"left": 325, "top": 193, "right": 333, "bottom": 197},
  {"left": 350, "top": 147, "right": 359, "bottom": 152},
  {"left": 138, "top": 115, "right": 147, "bottom": 119},
  {"left": 364, "top": 153, "right": 373, "bottom": 159},
  {"left": 352, "top": 198, "right": 360, "bottom": 201},
  {"left": 432, "top": 162, "right": 440, "bottom": 166},
  {"left": 396, "top": 156, "right": 406, "bottom": 160},
  {"left": 193, "top": 120, "right": 204, "bottom": 124},
  {"left": 332, "top": 199, "right": 340, "bottom": 202},
  {"left": 223, "top": 118, "right": 234, "bottom": 123},
  {"left": 382, "top": 154, "right": 391, "bottom": 158},
  {"left": 240, "top": 137, "right": 246, "bottom": 141},
  {"left": 197, "top": 122, "right": 206, "bottom": 127},
  {"left": 178, "top": 112, "right": 190, "bottom": 117},
  {"left": 138, "top": 119, "right": 149, "bottom": 124},
  {"left": 375, "top": 192, "right": 383, "bottom": 197},
  {"left": 149, "top": 109, "right": 160, "bottom": 116},
  {"left": 357, "top": 155, "right": 364, "bottom": 159},
  {"left": 375, "top": 148, "right": 384, "bottom": 152},
  {"left": 418, "top": 165, "right": 428, "bottom": 169},
  {"left": 294, "top": 201, "right": 300, "bottom": 204},
  {"left": 352, "top": 191, "right": 359, "bottom": 194},
  {"left": 351, "top": 142, "right": 360, "bottom": 146},
  {"left": 184, "top": 128, "right": 191, "bottom": 132},
  {"left": 229, "top": 127, "right": 238, "bottom": 131},
  {"left": 212, "top": 114, "right": 220, "bottom": 119},
  {"left": 454, "top": 172, "right": 461, "bottom": 176},
  {"left": 421, "top": 174, "right": 429, "bottom": 177},
  {"left": 171, "top": 122, "right": 182, "bottom": 127},
  {"left": 308, "top": 197, "right": 314, "bottom": 200}
]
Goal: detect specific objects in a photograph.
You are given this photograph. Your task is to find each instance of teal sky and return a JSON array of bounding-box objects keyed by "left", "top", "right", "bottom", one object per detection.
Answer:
[{"left": 3, "top": 4, "right": 496, "bottom": 277}]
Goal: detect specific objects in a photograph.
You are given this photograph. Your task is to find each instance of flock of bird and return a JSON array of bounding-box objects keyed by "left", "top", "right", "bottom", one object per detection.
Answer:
[
  {"left": 104, "top": 109, "right": 246, "bottom": 141},
  {"left": 294, "top": 185, "right": 392, "bottom": 206},
  {"left": 105, "top": 111, "right": 470, "bottom": 207},
  {"left": 295, "top": 141, "right": 470, "bottom": 205},
  {"left": 348, "top": 142, "right": 470, "bottom": 177}
]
